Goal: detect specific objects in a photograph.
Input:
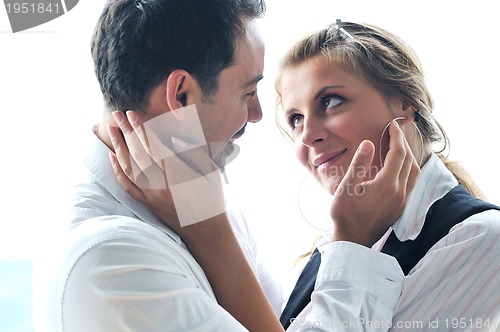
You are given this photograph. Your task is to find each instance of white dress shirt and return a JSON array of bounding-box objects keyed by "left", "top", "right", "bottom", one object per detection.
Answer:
[
  {"left": 289, "top": 154, "right": 500, "bottom": 331},
  {"left": 33, "top": 130, "right": 283, "bottom": 332},
  {"left": 35, "top": 129, "right": 499, "bottom": 331}
]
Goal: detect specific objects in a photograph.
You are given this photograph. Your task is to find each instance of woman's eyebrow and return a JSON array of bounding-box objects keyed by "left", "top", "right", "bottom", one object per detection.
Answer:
[
  {"left": 314, "top": 85, "right": 345, "bottom": 100},
  {"left": 283, "top": 85, "right": 346, "bottom": 115},
  {"left": 284, "top": 108, "right": 297, "bottom": 117}
]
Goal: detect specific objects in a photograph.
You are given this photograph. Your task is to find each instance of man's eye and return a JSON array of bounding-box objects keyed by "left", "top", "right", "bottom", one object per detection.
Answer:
[{"left": 246, "top": 89, "right": 257, "bottom": 97}]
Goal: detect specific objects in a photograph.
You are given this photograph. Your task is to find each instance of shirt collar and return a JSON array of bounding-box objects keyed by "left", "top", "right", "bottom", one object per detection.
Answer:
[
  {"left": 391, "top": 153, "right": 458, "bottom": 241},
  {"left": 83, "top": 126, "right": 182, "bottom": 244}
]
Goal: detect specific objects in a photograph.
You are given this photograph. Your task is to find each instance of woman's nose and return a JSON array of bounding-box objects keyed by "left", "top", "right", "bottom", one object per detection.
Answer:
[{"left": 300, "top": 115, "right": 327, "bottom": 147}]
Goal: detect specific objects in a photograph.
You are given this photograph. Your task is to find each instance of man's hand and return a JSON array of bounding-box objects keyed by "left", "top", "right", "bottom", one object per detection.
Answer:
[{"left": 330, "top": 121, "right": 420, "bottom": 247}]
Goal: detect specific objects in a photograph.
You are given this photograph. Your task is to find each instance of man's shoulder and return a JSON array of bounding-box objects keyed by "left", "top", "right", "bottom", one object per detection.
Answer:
[
  {"left": 68, "top": 215, "right": 179, "bottom": 253},
  {"left": 33, "top": 215, "right": 214, "bottom": 331},
  {"left": 40, "top": 215, "right": 204, "bottom": 296}
]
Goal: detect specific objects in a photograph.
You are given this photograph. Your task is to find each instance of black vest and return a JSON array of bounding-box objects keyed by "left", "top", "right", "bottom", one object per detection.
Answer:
[{"left": 279, "top": 185, "right": 500, "bottom": 329}]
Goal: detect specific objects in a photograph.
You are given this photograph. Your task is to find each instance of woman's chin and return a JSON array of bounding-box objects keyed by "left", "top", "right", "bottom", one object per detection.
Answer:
[{"left": 321, "top": 177, "right": 342, "bottom": 196}]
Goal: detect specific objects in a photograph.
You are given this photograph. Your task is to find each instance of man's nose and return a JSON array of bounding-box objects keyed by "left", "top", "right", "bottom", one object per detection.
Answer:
[{"left": 247, "top": 94, "right": 263, "bottom": 123}]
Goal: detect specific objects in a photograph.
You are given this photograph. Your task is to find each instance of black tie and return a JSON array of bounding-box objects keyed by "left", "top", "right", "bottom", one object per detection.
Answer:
[{"left": 279, "top": 248, "right": 321, "bottom": 329}]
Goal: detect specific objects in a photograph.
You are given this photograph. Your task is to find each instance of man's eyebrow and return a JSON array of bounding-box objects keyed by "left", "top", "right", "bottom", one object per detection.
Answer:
[{"left": 244, "top": 74, "right": 264, "bottom": 87}]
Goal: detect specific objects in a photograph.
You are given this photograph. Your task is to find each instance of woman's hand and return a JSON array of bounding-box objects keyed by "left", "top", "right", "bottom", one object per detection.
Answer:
[
  {"left": 107, "top": 110, "right": 284, "bottom": 332},
  {"left": 330, "top": 120, "right": 420, "bottom": 247},
  {"left": 107, "top": 110, "right": 225, "bottom": 233}
]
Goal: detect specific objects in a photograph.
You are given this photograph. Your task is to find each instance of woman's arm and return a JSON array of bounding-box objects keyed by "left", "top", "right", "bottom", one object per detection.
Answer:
[
  {"left": 108, "top": 111, "right": 418, "bottom": 331},
  {"left": 108, "top": 111, "right": 284, "bottom": 332}
]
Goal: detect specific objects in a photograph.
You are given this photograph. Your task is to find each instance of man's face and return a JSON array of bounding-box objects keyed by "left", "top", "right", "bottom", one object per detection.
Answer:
[{"left": 196, "top": 20, "right": 265, "bottom": 165}]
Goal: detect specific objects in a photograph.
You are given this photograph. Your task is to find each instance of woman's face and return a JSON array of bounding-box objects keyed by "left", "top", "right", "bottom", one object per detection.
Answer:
[{"left": 279, "top": 57, "right": 405, "bottom": 195}]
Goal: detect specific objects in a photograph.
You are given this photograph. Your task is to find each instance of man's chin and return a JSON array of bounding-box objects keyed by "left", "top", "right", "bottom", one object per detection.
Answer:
[{"left": 210, "top": 140, "right": 240, "bottom": 169}]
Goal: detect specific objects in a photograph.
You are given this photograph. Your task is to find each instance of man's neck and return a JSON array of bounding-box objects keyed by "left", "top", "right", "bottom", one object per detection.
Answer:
[{"left": 94, "top": 112, "right": 116, "bottom": 152}]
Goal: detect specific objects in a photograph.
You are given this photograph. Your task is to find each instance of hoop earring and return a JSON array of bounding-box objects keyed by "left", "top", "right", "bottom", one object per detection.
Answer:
[
  {"left": 297, "top": 173, "right": 331, "bottom": 232},
  {"left": 379, "top": 116, "right": 424, "bottom": 168}
]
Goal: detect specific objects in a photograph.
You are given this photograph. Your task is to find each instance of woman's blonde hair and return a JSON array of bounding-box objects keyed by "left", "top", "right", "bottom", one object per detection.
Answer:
[{"left": 275, "top": 21, "right": 485, "bottom": 200}]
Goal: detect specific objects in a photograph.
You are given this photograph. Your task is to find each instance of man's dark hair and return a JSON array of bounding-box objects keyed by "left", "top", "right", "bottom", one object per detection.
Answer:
[{"left": 91, "top": 0, "right": 266, "bottom": 111}]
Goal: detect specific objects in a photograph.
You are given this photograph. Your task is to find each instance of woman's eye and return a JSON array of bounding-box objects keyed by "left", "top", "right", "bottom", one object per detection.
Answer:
[
  {"left": 288, "top": 113, "right": 303, "bottom": 129},
  {"left": 322, "top": 95, "right": 343, "bottom": 109}
]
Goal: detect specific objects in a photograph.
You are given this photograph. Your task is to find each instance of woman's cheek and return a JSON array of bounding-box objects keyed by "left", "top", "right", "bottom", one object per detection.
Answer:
[{"left": 294, "top": 143, "right": 309, "bottom": 168}]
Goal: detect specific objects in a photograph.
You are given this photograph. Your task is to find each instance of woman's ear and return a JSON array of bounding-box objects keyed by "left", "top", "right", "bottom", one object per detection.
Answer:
[
  {"left": 165, "top": 70, "right": 194, "bottom": 120},
  {"left": 394, "top": 98, "right": 416, "bottom": 126}
]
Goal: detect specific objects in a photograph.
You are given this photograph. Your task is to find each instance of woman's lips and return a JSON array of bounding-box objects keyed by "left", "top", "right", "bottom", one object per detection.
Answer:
[{"left": 314, "top": 149, "right": 347, "bottom": 173}]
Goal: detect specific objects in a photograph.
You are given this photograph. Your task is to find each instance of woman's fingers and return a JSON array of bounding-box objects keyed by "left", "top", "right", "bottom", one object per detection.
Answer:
[
  {"left": 372, "top": 120, "right": 420, "bottom": 214},
  {"left": 335, "top": 140, "right": 375, "bottom": 196},
  {"left": 108, "top": 152, "right": 147, "bottom": 205},
  {"left": 170, "top": 136, "right": 219, "bottom": 177},
  {"left": 329, "top": 119, "right": 422, "bottom": 247},
  {"left": 112, "top": 111, "right": 154, "bottom": 176},
  {"left": 115, "top": 111, "right": 217, "bottom": 186},
  {"left": 108, "top": 109, "right": 226, "bottom": 228},
  {"left": 125, "top": 111, "right": 175, "bottom": 166},
  {"left": 390, "top": 122, "right": 420, "bottom": 208},
  {"left": 107, "top": 123, "right": 134, "bottom": 179},
  {"left": 398, "top": 132, "right": 420, "bottom": 187},
  {"left": 377, "top": 121, "right": 407, "bottom": 180}
]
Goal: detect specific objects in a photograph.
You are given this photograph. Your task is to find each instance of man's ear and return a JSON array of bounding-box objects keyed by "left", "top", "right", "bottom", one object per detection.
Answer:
[{"left": 165, "top": 69, "right": 195, "bottom": 120}]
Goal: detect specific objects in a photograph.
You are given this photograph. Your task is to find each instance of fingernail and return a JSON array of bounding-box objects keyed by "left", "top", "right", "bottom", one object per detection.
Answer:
[
  {"left": 112, "top": 111, "right": 124, "bottom": 124},
  {"left": 126, "top": 111, "right": 137, "bottom": 124},
  {"left": 171, "top": 137, "right": 187, "bottom": 150},
  {"left": 358, "top": 141, "right": 372, "bottom": 156}
]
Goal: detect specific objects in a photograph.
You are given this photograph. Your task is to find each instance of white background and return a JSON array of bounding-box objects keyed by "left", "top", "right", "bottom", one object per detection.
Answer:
[{"left": 1, "top": 1, "right": 499, "bottom": 285}]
